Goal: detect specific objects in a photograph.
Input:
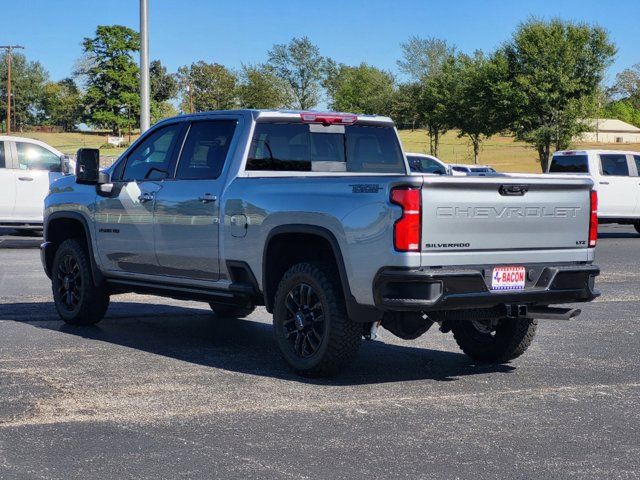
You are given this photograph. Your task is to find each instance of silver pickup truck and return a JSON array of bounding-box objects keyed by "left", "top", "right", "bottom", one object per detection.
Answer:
[{"left": 41, "top": 110, "right": 600, "bottom": 376}]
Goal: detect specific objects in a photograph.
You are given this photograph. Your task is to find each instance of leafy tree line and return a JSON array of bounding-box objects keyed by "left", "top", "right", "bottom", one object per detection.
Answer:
[
  {"left": 1, "top": 20, "right": 635, "bottom": 170},
  {"left": 392, "top": 20, "right": 616, "bottom": 170}
]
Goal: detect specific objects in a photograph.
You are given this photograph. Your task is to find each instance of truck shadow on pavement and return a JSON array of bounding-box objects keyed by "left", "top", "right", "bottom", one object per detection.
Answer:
[{"left": 2, "top": 300, "right": 515, "bottom": 385}]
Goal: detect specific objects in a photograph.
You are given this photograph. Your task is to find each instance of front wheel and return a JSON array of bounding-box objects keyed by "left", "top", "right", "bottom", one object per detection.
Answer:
[
  {"left": 273, "top": 262, "right": 361, "bottom": 377},
  {"left": 451, "top": 317, "right": 537, "bottom": 363},
  {"left": 52, "top": 238, "right": 109, "bottom": 325}
]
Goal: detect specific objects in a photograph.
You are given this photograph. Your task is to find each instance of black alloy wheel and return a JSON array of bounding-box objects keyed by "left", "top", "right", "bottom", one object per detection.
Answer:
[
  {"left": 57, "top": 253, "right": 82, "bottom": 311},
  {"left": 51, "top": 238, "right": 109, "bottom": 325},
  {"left": 282, "top": 282, "right": 326, "bottom": 358}
]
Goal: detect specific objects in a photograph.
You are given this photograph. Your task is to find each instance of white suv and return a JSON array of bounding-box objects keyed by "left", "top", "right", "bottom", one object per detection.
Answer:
[
  {"left": 548, "top": 150, "right": 640, "bottom": 233},
  {"left": 0, "top": 136, "right": 73, "bottom": 229}
]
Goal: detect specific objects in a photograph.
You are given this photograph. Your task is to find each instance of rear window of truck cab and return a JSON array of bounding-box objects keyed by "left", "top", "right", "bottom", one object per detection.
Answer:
[
  {"left": 549, "top": 154, "right": 589, "bottom": 173},
  {"left": 246, "top": 122, "right": 406, "bottom": 174}
]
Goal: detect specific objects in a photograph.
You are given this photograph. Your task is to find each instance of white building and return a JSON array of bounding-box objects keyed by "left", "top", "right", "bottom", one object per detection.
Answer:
[{"left": 577, "top": 118, "right": 640, "bottom": 144}]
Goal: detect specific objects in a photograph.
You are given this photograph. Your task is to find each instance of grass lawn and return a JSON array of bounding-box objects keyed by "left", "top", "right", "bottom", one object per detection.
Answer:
[
  {"left": 399, "top": 129, "right": 640, "bottom": 173},
  {"left": 15, "top": 131, "right": 139, "bottom": 166},
  {"left": 11, "top": 129, "right": 640, "bottom": 173}
]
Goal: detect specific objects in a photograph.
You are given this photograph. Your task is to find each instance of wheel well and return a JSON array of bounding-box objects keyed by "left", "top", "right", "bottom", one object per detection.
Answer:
[
  {"left": 44, "top": 217, "right": 88, "bottom": 273},
  {"left": 263, "top": 232, "right": 345, "bottom": 312}
]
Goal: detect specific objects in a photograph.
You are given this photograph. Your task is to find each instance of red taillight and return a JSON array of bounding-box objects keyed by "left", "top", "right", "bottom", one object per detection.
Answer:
[
  {"left": 589, "top": 190, "right": 598, "bottom": 248},
  {"left": 391, "top": 187, "right": 421, "bottom": 252},
  {"left": 299, "top": 112, "right": 357, "bottom": 125}
]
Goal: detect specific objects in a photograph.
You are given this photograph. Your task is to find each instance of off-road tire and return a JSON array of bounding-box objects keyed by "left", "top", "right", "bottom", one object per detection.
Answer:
[
  {"left": 208, "top": 302, "right": 255, "bottom": 318},
  {"left": 52, "top": 238, "right": 109, "bottom": 325},
  {"left": 273, "top": 262, "right": 361, "bottom": 377},
  {"left": 451, "top": 317, "right": 537, "bottom": 363}
]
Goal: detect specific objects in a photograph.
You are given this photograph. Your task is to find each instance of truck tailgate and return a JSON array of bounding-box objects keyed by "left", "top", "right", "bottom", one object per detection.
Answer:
[{"left": 420, "top": 175, "right": 594, "bottom": 263}]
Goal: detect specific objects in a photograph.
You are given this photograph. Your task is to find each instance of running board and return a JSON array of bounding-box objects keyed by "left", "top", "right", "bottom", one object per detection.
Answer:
[{"left": 525, "top": 306, "right": 581, "bottom": 320}]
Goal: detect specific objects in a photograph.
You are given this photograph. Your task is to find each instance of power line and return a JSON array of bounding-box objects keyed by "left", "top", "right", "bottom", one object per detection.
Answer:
[{"left": 0, "top": 45, "right": 24, "bottom": 135}]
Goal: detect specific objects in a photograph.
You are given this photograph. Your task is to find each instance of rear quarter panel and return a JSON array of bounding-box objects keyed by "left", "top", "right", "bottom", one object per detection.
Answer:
[{"left": 221, "top": 175, "right": 422, "bottom": 305}]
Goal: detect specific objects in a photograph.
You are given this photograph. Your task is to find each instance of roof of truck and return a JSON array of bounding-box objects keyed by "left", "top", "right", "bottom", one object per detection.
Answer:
[
  {"left": 555, "top": 149, "right": 640, "bottom": 156},
  {"left": 156, "top": 109, "right": 394, "bottom": 126}
]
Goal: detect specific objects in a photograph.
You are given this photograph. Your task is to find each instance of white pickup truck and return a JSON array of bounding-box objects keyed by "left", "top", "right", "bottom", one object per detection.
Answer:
[
  {"left": 548, "top": 150, "right": 640, "bottom": 233},
  {"left": 0, "top": 136, "right": 73, "bottom": 229}
]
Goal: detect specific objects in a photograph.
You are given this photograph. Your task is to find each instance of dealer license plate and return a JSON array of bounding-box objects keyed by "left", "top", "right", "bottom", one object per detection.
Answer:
[{"left": 491, "top": 266, "right": 526, "bottom": 291}]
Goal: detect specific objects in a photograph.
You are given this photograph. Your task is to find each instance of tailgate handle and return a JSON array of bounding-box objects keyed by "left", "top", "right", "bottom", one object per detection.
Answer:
[{"left": 499, "top": 184, "right": 528, "bottom": 196}]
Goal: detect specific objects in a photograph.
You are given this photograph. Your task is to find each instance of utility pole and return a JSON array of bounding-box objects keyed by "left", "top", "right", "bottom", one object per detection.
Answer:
[
  {"left": 1, "top": 45, "right": 24, "bottom": 135},
  {"left": 139, "top": 0, "right": 150, "bottom": 133},
  {"left": 187, "top": 83, "right": 193, "bottom": 113}
]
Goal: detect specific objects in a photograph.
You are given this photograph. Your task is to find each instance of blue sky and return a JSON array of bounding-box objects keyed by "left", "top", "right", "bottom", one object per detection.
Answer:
[{"left": 3, "top": 0, "right": 639, "bottom": 86}]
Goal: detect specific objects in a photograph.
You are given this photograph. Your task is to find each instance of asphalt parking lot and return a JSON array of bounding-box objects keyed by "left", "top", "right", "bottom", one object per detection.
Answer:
[{"left": 0, "top": 225, "right": 638, "bottom": 479}]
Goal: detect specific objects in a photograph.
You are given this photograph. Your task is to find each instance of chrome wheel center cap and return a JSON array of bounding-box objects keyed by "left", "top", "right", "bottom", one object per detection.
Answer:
[{"left": 294, "top": 312, "right": 305, "bottom": 330}]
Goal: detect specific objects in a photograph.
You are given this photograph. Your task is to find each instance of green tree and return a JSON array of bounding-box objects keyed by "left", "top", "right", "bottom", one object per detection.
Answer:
[
  {"left": 78, "top": 25, "right": 140, "bottom": 134},
  {"left": 150, "top": 59, "right": 177, "bottom": 103},
  {"left": 397, "top": 36, "right": 455, "bottom": 81},
  {"left": 391, "top": 83, "right": 422, "bottom": 130},
  {"left": 0, "top": 52, "right": 49, "bottom": 131},
  {"left": 498, "top": 19, "right": 616, "bottom": 171},
  {"left": 325, "top": 63, "right": 395, "bottom": 116},
  {"left": 611, "top": 63, "right": 640, "bottom": 108},
  {"left": 237, "top": 64, "right": 287, "bottom": 109},
  {"left": 417, "top": 69, "right": 455, "bottom": 158},
  {"left": 150, "top": 60, "right": 178, "bottom": 123},
  {"left": 177, "top": 61, "right": 237, "bottom": 112},
  {"left": 41, "top": 78, "right": 83, "bottom": 131},
  {"left": 396, "top": 36, "right": 455, "bottom": 156},
  {"left": 444, "top": 52, "right": 510, "bottom": 164},
  {"left": 267, "top": 37, "right": 326, "bottom": 110},
  {"left": 601, "top": 99, "right": 640, "bottom": 128}
]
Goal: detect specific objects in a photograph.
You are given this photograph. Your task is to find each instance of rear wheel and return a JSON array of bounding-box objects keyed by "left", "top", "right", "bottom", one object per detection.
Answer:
[
  {"left": 273, "top": 262, "right": 361, "bottom": 377},
  {"left": 52, "top": 238, "right": 109, "bottom": 325},
  {"left": 208, "top": 302, "right": 255, "bottom": 318},
  {"left": 451, "top": 317, "right": 537, "bottom": 363}
]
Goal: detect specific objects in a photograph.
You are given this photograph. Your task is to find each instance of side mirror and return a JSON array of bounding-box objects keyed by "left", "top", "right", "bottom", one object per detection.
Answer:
[
  {"left": 75, "top": 148, "right": 101, "bottom": 184},
  {"left": 60, "top": 155, "right": 71, "bottom": 175}
]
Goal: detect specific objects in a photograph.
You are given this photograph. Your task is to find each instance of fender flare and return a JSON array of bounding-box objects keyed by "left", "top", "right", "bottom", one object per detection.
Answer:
[
  {"left": 45, "top": 211, "right": 105, "bottom": 286},
  {"left": 262, "top": 224, "right": 381, "bottom": 323}
]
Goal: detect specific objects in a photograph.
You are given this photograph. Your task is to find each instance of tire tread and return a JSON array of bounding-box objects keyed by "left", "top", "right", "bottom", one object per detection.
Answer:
[
  {"left": 52, "top": 238, "right": 109, "bottom": 325},
  {"left": 273, "top": 262, "right": 361, "bottom": 377},
  {"left": 452, "top": 317, "right": 537, "bottom": 363}
]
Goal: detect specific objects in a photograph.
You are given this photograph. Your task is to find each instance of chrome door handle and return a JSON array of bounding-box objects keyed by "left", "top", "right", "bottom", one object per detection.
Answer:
[
  {"left": 18, "top": 177, "right": 34, "bottom": 181},
  {"left": 138, "top": 192, "right": 155, "bottom": 203},
  {"left": 599, "top": 181, "right": 610, "bottom": 185},
  {"left": 198, "top": 193, "right": 217, "bottom": 203}
]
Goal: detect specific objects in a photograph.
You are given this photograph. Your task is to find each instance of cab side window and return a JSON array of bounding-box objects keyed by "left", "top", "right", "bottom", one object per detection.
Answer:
[
  {"left": 634, "top": 155, "right": 640, "bottom": 176},
  {"left": 600, "top": 154, "right": 629, "bottom": 177},
  {"left": 0, "top": 142, "right": 5, "bottom": 169},
  {"left": 16, "top": 142, "right": 61, "bottom": 172},
  {"left": 175, "top": 120, "right": 237, "bottom": 180},
  {"left": 122, "top": 124, "right": 182, "bottom": 181}
]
